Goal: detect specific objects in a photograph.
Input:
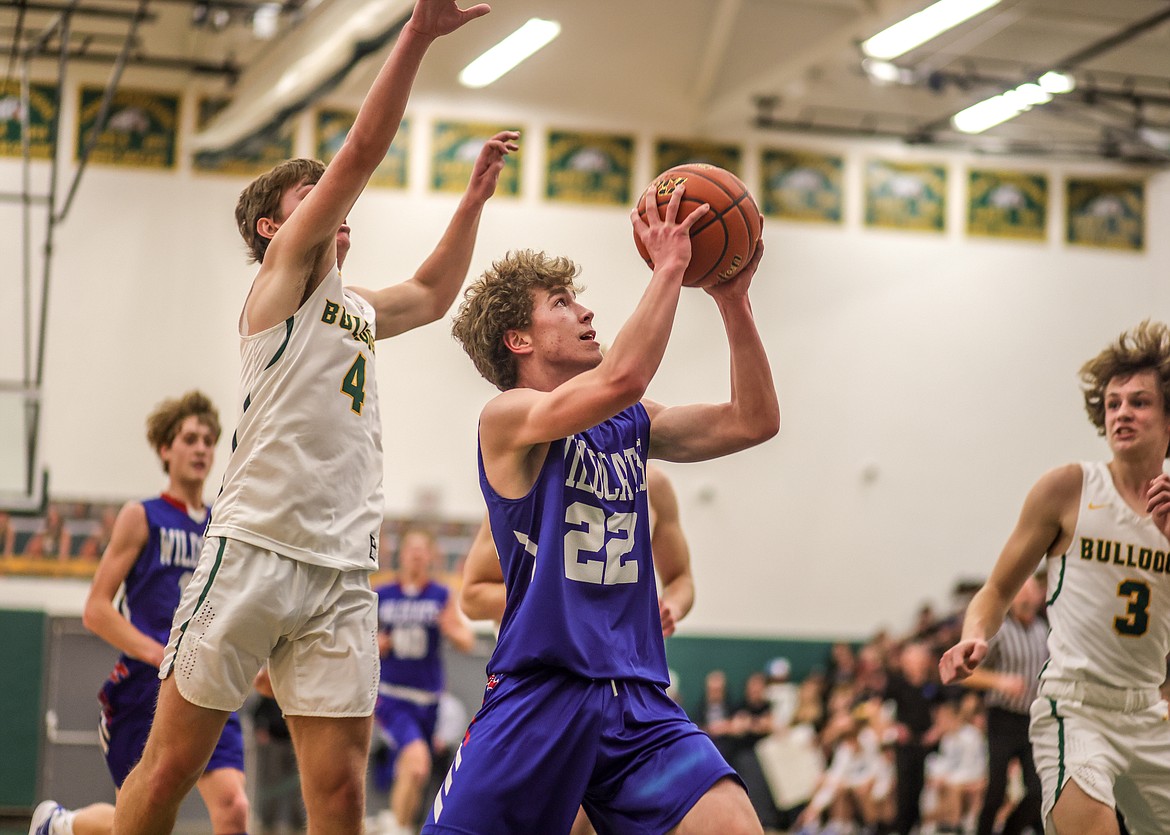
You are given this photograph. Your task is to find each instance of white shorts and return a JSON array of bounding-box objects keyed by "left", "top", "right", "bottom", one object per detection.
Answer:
[
  {"left": 161, "top": 536, "right": 379, "bottom": 717},
  {"left": 1030, "top": 690, "right": 1170, "bottom": 835}
]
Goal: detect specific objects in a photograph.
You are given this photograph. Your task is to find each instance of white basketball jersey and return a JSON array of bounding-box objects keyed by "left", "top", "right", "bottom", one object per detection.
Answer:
[
  {"left": 208, "top": 267, "right": 384, "bottom": 571},
  {"left": 1043, "top": 461, "right": 1170, "bottom": 690}
]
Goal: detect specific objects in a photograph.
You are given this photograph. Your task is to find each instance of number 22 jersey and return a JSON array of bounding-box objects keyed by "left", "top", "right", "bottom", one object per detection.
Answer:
[{"left": 480, "top": 403, "right": 668, "bottom": 685}]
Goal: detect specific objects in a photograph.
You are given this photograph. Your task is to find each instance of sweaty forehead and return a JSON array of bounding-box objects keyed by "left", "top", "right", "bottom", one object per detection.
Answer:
[{"left": 1106, "top": 369, "right": 1158, "bottom": 394}]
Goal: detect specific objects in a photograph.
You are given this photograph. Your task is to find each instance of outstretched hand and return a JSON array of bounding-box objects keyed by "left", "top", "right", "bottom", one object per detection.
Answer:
[
  {"left": 467, "top": 130, "right": 520, "bottom": 203},
  {"left": 630, "top": 184, "right": 709, "bottom": 277},
  {"left": 1147, "top": 474, "right": 1170, "bottom": 539},
  {"left": 408, "top": 0, "right": 491, "bottom": 39},
  {"left": 938, "top": 638, "right": 988, "bottom": 684}
]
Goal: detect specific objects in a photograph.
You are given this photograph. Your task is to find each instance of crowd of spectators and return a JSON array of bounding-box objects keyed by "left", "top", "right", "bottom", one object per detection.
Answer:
[{"left": 687, "top": 597, "right": 1038, "bottom": 835}]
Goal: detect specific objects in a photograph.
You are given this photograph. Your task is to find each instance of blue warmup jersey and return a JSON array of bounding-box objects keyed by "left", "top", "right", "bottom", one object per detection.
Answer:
[
  {"left": 481, "top": 403, "right": 668, "bottom": 685},
  {"left": 99, "top": 495, "right": 243, "bottom": 786},
  {"left": 376, "top": 580, "right": 449, "bottom": 694}
]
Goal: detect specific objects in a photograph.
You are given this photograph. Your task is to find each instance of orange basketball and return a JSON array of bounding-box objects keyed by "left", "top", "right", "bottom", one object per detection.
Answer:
[{"left": 633, "top": 163, "right": 762, "bottom": 288}]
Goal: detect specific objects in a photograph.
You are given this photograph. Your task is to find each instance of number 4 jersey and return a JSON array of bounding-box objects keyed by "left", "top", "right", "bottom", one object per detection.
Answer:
[
  {"left": 480, "top": 403, "right": 669, "bottom": 685},
  {"left": 1044, "top": 461, "right": 1170, "bottom": 691},
  {"left": 208, "top": 267, "right": 384, "bottom": 572}
]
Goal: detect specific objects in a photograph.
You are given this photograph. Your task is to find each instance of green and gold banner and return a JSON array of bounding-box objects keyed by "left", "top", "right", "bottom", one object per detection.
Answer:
[
  {"left": 77, "top": 86, "right": 179, "bottom": 169},
  {"left": 193, "top": 97, "right": 293, "bottom": 177},
  {"left": 431, "top": 120, "right": 521, "bottom": 196},
  {"left": 967, "top": 169, "right": 1048, "bottom": 240},
  {"left": 654, "top": 139, "right": 741, "bottom": 176},
  {"left": 864, "top": 159, "right": 946, "bottom": 232},
  {"left": 760, "top": 149, "right": 842, "bottom": 223},
  {"left": 0, "top": 80, "right": 57, "bottom": 159},
  {"left": 545, "top": 130, "right": 633, "bottom": 206},
  {"left": 1066, "top": 177, "right": 1144, "bottom": 251},
  {"left": 317, "top": 108, "right": 409, "bottom": 189}
]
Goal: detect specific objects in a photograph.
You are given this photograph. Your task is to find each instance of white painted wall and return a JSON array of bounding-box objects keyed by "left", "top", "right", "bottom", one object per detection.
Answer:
[{"left": 3, "top": 66, "right": 1168, "bottom": 639}]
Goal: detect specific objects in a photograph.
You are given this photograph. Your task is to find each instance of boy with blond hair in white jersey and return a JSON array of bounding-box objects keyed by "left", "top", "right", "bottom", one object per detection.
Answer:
[
  {"left": 941, "top": 320, "right": 1170, "bottom": 835},
  {"left": 112, "top": 3, "right": 517, "bottom": 834}
]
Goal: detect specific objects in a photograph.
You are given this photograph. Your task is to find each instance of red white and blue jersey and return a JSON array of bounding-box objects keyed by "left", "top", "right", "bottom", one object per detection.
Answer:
[
  {"left": 480, "top": 403, "right": 668, "bottom": 685},
  {"left": 376, "top": 580, "right": 449, "bottom": 697},
  {"left": 121, "top": 495, "right": 207, "bottom": 647}
]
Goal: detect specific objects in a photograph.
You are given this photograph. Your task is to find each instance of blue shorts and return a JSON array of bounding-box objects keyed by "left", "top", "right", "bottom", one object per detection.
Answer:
[
  {"left": 99, "top": 659, "right": 245, "bottom": 787},
  {"left": 372, "top": 694, "right": 439, "bottom": 790},
  {"left": 422, "top": 669, "right": 739, "bottom": 835}
]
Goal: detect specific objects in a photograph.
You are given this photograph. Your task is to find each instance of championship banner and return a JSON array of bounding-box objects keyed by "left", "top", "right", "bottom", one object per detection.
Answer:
[
  {"left": 193, "top": 97, "right": 293, "bottom": 177},
  {"left": 76, "top": 86, "right": 179, "bottom": 169},
  {"left": 967, "top": 169, "right": 1048, "bottom": 241},
  {"left": 654, "top": 139, "right": 741, "bottom": 176},
  {"left": 760, "top": 148, "right": 843, "bottom": 223},
  {"left": 317, "top": 108, "right": 409, "bottom": 189},
  {"left": 0, "top": 80, "right": 57, "bottom": 159},
  {"left": 545, "top": 130, "right": 633, "bottom": 206},
  {"left": 431, "top": 120, "right": 521, "bottom": 196},
  {"left": 864, "top": 159, "right": 946, "bottom": 232},
  {"left": 1066, "top": 177, "right": 1145, "bottom": 251}
]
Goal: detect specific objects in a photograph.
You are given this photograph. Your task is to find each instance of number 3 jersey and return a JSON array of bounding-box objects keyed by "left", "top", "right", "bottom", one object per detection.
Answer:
[
  {"left": 480, "top": 403, "right": 668, "bottom": 685},
  {"left": 208, "top": 267, "right": 384, "bottom": 571},
  {"left": 1044, "top": 461, "right": 1170, "bottom": 691}
]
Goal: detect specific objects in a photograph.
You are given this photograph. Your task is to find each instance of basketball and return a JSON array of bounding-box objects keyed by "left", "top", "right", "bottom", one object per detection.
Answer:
[{"left": 633, "top": 163, "right": 762, "bottom": 288}]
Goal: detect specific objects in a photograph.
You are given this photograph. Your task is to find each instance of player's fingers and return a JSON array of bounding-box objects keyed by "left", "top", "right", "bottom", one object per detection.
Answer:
[
  {"left": 677, "top": 201, "right": 710, "bottom": 231},
  {"left": 643, "top": 185, "right": 662, "bottom": 226},
  {"left": 663, "top": 181, "right": 685, "bottom": 223}
]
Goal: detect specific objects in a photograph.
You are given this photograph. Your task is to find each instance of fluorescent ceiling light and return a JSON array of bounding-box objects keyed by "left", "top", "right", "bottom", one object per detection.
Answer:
[
  {"left": 951, "top": 71, "right": 1076, "bottom": 134},
  {"left": 459, "top": 18, "right": 561, "bottom": 88},
  {"left": 862, "top": 0, "right": 1002, "bottom": 60}
]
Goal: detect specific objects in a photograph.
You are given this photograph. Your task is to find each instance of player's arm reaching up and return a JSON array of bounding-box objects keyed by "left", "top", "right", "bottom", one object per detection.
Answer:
[
  {"left": 352, "top": 130, "right": 519, "bottom": 339},
  {"left": 642, "top": 241, "right": 777, "bottom": 464},
  {"left": 244, "top": 0, "right": 491, "bottom": 335}
]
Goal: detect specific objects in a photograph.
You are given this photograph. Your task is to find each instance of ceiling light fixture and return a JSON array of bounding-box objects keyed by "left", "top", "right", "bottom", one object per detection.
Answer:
[
  {"left": 458, "top": 17, "right": 561, "bottom": 89},
  {"left": 951, "top": 71, "right": 1075, "bottom": 133},
  {"left": 861, "top": 0, "right": 1002, "bottom": 60}
]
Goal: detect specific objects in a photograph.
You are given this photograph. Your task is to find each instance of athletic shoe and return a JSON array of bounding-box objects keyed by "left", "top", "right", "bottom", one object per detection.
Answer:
[{"left": 28, "top": 801, "right": 64, "bottom": 835}]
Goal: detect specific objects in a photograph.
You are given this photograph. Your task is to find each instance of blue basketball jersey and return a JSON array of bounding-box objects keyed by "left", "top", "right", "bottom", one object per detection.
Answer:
[
  {"left": 480, "top": 403, "right": 668, "bottom": 684},
  {"left": 376, "top": 580, "right": 449, "bottom": 694},
  {"left": 122, "top": 495, "right": 207, "bottom": 647}
]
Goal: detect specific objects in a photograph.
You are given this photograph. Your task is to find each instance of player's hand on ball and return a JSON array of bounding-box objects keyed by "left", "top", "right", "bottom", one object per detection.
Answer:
[
  {"left": 705, "top": 239, "right": 764, "bottom": 300},
  {"left": 630, "top": 183, "right": 709, "bottom": 276}
]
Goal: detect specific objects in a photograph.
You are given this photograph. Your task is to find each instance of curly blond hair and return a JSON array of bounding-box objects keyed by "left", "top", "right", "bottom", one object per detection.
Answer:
[
  {"left": 451, "top": 250, "right": 582, "bottom": 390},
  {"left": 1080, "top": 320, "right": 1170, "bottom": 455},
  {"left": 234, "top": 158, "right": 325, "bottom": 263},
  {"left": 145, "top": 391, "right": 221, "bottom": 472}
]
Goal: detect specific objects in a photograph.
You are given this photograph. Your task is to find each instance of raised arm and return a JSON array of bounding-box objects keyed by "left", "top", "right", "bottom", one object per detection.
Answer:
[
  {"left": 82, "top": 502, "right": 160, "bottom": 666},
  {"left": 480, "top": 187, "right": 707, "bottom": 496},
  {"left": 648, "top": 466, "right": 693, "bottom": 637},
  {"left": 645, "top": 242, "right": 779, "bottom": 463},
  {"left": 247, "top": 0, "right": 490, "bottom": 331},
  {"left": 459, "top": 513, "right": 506, "bottom": 621},
  {"left": 939, "top": 463, "right": 1080, "bottom": 684},
  {"left": 353, "top": 131, "right": 519, "bottom": 338}
]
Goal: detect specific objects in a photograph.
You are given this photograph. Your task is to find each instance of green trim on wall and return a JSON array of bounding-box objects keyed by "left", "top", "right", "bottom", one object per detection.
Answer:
[
  {"left": 665, "top": 634, "right": 842, "bottom": 717},
  {"left": 0, "top": 609, "right": 45, "bottom": 807}
]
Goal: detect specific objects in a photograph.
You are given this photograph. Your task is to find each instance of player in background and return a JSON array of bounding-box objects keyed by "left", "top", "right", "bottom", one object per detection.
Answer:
[
  {"left": 373, "top": 528, "right": 475, "bottom": 835},
  {"left": 941, "top": 321, "right": 1170, "bottom": 835},
  {"left": 30, "top": 391, "right": 247, "bottom": 835}
]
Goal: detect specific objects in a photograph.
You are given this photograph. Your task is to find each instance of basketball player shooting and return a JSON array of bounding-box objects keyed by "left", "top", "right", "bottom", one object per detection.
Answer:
[{"left": 427, "top": 184, "right": 778, "bottom": 834}]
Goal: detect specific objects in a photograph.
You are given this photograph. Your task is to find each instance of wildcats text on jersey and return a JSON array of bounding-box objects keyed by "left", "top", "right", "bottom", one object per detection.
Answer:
[
  {"left": 321, "top": 298, "right": 374, "bottom": 351},
  {"left": 562, "top": 438, "right": 647, "bottom": 502},
  {"left": 159, "top": 528, "right": 202, "bottom": 568},
  {"left": 1080, "top": 536, "right": 1170, "bottom": 575}
]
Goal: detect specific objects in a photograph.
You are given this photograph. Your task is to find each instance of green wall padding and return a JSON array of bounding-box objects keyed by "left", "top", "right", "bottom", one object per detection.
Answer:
[
  {"left": 0, "top": 609, "right": 45, "bottom": 808},
  {"left": 665, "top": 634, "right": 840, "bottom": 717}
]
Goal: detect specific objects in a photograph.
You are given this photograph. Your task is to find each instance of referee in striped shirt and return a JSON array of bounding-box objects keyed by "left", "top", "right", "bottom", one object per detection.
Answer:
[{"left": 959, "top": 574, "right": 1048, "bottom": 835}]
